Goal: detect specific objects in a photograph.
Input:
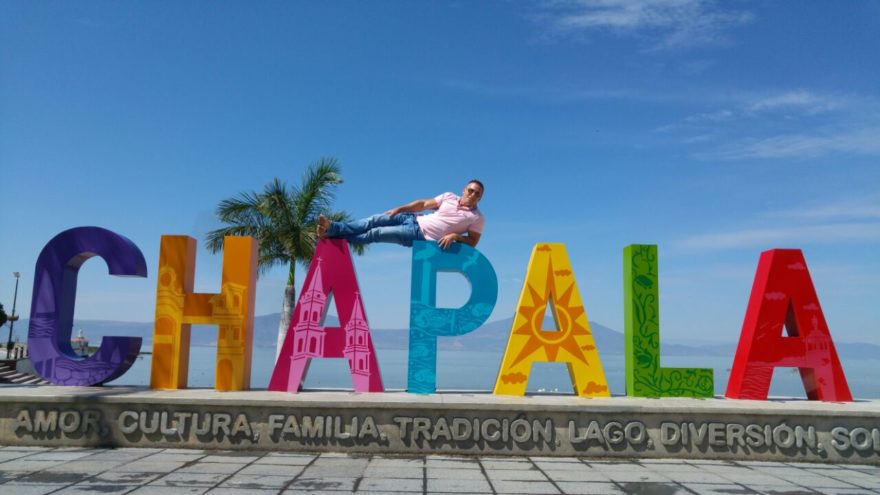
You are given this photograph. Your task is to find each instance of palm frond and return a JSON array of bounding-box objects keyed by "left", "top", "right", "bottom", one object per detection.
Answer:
[
  {"left": 293, "top": 157, "right": 343, "bottom": 224},
  {"left": 206, "top": 157, "right": 354, "bottom": 275}
]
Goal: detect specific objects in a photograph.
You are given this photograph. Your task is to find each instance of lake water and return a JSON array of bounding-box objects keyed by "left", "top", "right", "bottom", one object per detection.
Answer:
[{"left": 111, "top": 345, "right": 880, "bottom": 399}]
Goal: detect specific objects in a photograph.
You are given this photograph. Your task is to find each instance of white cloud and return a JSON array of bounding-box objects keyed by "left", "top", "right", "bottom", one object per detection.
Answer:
[
  {"left": 676, "top": 222, "right": 880, "bottom": 250},
  {"left": 684, "top": 109, "right": 734, "bottom": 124},
  {"left": 766, "top": 197, "right": 880, "bottom": 221},
  {"left": 535, "top": 0, "right": 754, "bottom": 50},
  {"left": 700, "top": 127, "right": 880, "bottom": 160},
  {"left": 746, "top": 90, "right": 842, "bottom": 114}
]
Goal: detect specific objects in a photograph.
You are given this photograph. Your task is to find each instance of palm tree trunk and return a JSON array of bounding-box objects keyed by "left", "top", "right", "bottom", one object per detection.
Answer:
[{"left": 275, "top": 265, "right": 297, "bottom": 362}]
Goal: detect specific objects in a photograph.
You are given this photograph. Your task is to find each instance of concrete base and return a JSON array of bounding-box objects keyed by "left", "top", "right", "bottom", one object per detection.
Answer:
[{"left": 1, "top": 386, "right": 878, "bottom": 464}]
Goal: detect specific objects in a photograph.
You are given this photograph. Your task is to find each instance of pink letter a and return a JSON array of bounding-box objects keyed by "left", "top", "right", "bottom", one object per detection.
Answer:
[{"left": 268, "top": 239, "right": 384, "bottom": 392}]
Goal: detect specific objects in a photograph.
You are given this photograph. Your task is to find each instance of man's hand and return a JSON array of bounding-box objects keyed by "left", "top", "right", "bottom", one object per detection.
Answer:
[
  {"left": 385, "top": 198, "right": 439, "bottom": 217},
  {"left": 438, "top": 233, "right": 458, "bottom": 250}
]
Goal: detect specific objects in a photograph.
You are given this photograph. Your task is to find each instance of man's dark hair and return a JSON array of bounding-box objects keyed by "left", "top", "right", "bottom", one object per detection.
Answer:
[{"left": 468, "top": 179, "right": 484, "bottom": 194}]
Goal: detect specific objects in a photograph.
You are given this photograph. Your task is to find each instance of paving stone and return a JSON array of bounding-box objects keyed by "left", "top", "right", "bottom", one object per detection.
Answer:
[
  {"left": 700, "top": 466, "right": 767, "bottom": 480},
  {"left": 599, "top": 467, "right": 672, "bottom": 483},
  {"left": 541, "top": 468, "right": 612, "bottom": 482},
  {"left": 78, "top": 471, "right": 162, "bottom": 486},
  {"left": 557, "top": 481, "right": 626, "bottom": 495},
  {"left": 14, "top": 471, "right": 91, "bottom": 484},
  {"left": 480, "top": 459, "right": 535, "bottom": 470},
  {"left": 317, "top": 452, "right": 359, "bottom": 458},
  {"left": 363, "top": 465, "right": 423, "bottom": 478},
  {"left": 491, "top": 479, "right": 561, "bottom": 494},
  {"left": 283, "top": 491, "right": 359, "bottom": 495},
  {"left": 486, "top": 467, "right": 549, "bottom": 481},
  {"left": 300, "top": 465, "right": 365, "bottom": 478},
  {"left": 532, "top": 460, "right": 586, "bottom": 471},
  {"left": 151, "top": 472, "right": 229, "bottom": 487},
  {"left": 683, "top": 484, "right": 759, "bottom": 495},
  {"left": 219, "top": 474, "right": 296, "bottom": 489},
  {"left": 739, "top": 461, "right": 792, "bottom": 468},
  {"left": 0, "top": 459, "right": 66, "bottom": 471},
  {"left": 54, "top": 485, "right": 139, "bottom": 494},
  {"left": 177, "top": 462, "right": 245, "bottom": 474},
  {"left": 642, "top": 463, "right": 705, "bottom": 475},
  {"left": 777, "top": 473, "right": 863, "bottom": 489},
  {"left": 616, "top": 482, "right": 692, "bottom": 494},
  {"left": 208, "top": 489, "right": 278, "bottom": 495},
  {"left": 426, "top": 467, "right": 487, "bottom": 479},
  {"left": 254, "top": 454, "right": 315, "bottom": 466},
  {"left": 0, "top": 471, "right": 26, "bottom": 482},
  {"left": 826, "top": 472, "right": 880, "bottom": 489},
  {"left": 427, "top": 477, "right": 493, "bottom": 493},
  {"left": 743, "top": 486, "right": 815, "bottom": 494},
  {"left": 425, "top": 458, "right": 481, "bottom": 469},
  {"left": 141, "top": 453, "right": 205, "bottom": 462},
  {"left": 0, "top": 451, "right": 40, "bottom": 462},
  {"left": 238, "top": 463, "right": 304, "bottom": 476},
  {"left": 844, "top": 465, "right": 880, "bottom": 475},
  {"left": 531, "top": 456, "right": 585, "bottom": 463},
  {"left": 0, "top": 485, "right": 68, "bottom": 495},
  {"left": 87, "top": 451, "right": 155, "bottom": 463},
  {"left": 111, "top": 461, "right": 189, "bottom": 473},
  {"left": 43, "top": 461, "right": 117, "bottom": 473},
  {"left": 200, "top": 454, "right": 259, "bottom": 463},
  {"left": 311, "top": 457, "right": 369, "bottom": 468},
  {"left": 288, "top": 476, "right": 357, "bottom": 491},
  {"left": 358, "top": 477, "right": 424, "bottom": 492},
  {"left": 725, "top": 473, "right": 797, "bottom": 486},
  {"left": 686, "top": 459, "right": 740, "bottom": 465},
  {"left": 815, "top": 490, "right": 880, "bottom": 495},
  {"left": 160, "top": 448, "right": 208, "bottom": 454},
  {"left": 27, "top": 451, "right": 95, "bottom": 461},
  {"left": 367, "top": 457, "right": 424, "bottom": 467},
  {"left": 645, "top": 471, "right": 731, "bottom": 484},
  {"left": 128, "top": 487, "right": 208, "bottom": 494},
  {"left": 753, "top": 467, "right": 814, "bottom": 479}
]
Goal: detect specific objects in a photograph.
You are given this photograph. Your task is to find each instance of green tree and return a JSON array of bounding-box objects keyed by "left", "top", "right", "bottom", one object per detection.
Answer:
[
  {"left": 206, "top": 157, "right": 362, "bottom": 360},
  {"left": 0, "top": 303, "right": 7, "bottom": 328}
]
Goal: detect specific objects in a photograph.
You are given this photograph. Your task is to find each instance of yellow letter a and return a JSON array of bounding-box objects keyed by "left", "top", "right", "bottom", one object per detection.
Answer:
[{"left": 493, "top": 243, "right": 609, "bottom": 397}]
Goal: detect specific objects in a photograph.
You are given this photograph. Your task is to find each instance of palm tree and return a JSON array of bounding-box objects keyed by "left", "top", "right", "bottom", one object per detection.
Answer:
[{"left": 205, "top": 157, "right": 362, "bottom": 361}]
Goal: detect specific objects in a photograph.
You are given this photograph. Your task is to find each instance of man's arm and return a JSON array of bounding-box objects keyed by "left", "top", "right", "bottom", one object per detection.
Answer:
[
  {"left": 386, "top": 198, "right": 439, "bottom": 216},
  {"left": 438, "top": 230, "right": 481, "bottom": 250}
]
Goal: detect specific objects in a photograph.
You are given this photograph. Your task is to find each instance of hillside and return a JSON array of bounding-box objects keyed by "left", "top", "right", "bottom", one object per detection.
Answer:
[{"left": 13, "top": 314, "right": 880, "bottom": 360}]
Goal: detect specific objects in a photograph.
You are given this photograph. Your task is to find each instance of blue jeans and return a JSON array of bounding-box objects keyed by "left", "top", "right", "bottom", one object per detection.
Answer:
[{"left": 327, "top": 213, "right": 426, "bottom": 246}]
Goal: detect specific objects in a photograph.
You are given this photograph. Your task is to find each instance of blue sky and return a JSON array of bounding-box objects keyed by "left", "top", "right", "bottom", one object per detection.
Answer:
[{"left": 1, "top": 1, "right": 878, "bottom": 346}]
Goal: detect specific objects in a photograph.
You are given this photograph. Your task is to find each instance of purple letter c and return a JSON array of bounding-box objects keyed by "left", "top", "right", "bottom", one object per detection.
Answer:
[{"left": 28, "top": 226, "right": 146, "bottom": 385}]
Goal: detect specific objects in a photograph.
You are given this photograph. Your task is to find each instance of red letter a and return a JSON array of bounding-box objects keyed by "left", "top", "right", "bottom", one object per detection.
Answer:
[{"left": 726, "top": 249, "right": 852, "bottom": 401}]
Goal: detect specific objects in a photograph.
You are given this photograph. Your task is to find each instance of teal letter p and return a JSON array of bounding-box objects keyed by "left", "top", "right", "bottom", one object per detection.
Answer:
[{"left": 408, "top": 241, "right": 498, "bottom": 393}]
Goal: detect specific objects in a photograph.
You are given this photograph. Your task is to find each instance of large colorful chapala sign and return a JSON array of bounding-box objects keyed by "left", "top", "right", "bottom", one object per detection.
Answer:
[{"left": 28, "top": 226, "right": 853, "bottom": 402}]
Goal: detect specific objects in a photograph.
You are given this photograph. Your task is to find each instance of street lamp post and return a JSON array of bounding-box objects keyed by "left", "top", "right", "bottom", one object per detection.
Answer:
[{"left": 6, "top": 272, "right": 20, "bottom": 358}]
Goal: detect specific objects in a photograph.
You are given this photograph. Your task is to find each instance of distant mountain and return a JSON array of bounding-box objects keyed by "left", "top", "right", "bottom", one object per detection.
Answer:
[{"left": 13, "top": 315, "right": 880, "bottom": 360}]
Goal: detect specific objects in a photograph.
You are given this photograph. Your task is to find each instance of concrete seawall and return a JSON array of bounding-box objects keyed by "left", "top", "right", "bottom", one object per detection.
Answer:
[{"left": 1, "top": 386, "right": 877, "bottom": 464}]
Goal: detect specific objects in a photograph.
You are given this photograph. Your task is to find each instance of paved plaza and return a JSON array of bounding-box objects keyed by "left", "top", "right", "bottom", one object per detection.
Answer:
[{"left": 0, "top": 446, "right": 876, "bottom": 494}]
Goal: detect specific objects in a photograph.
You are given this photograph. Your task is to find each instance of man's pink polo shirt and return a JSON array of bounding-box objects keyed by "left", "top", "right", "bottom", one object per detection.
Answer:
[{"left": 416, "top": 192, "right": 485, "bottom": 241}]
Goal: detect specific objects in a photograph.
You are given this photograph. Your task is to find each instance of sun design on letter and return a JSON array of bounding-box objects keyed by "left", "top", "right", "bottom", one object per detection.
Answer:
[{"left": 508, "top": 257, "right": 591, "bottom": 368}]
